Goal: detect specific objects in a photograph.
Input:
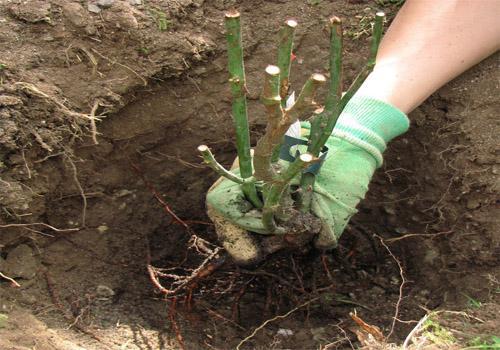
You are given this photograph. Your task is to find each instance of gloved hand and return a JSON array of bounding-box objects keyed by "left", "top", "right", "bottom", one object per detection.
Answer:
[{"left": 207, "top": 96, "right": 409, "bottom": 265}]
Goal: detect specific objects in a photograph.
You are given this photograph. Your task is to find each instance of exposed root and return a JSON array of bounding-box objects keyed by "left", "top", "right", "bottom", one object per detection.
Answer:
[
  {"left": 32, "top": 129, "right": 54, "bottom": 152},
  {"left": 0, "top": 271, "right": 21, "bottom": 288},
  {"left": 64, "top": 156, "right": 87, "bottom": 227},
  {"left": 402, "top": 313, "right": 429, "bottom": 349},
  {"left": 350, "top": 310, "right": 385, "bottom": 341},
  {"left": 15, "top": 82, "right": 102, "bottom": 123},
  {"left": 129, "top": 160, "right": 226, "bottom": 298},
  {"left": 15, "top": 82, "right": 104, "bottom": 147},
  {"left": 167, "top": 297, "right": 186, "bottom": 350},
  {"left": 375, "top": 234, "right": 406, "bottom": 340},
  {"left": 236, "top": 297, "right": 320, "bottom": 350},
  {"left": 91, "top": 48, "right": 147, "bottom": 86},
  {"left": 89, "top": 100, "right": 100, "bottom": 145},
  {"left": 0, "top": 222, "right": 80, "bottom": 232},
  {"left": 385, "top": 229, "right": 454, "bottom": 243},
  {"left": 21, "top": 149, "right": 32, "bottom": 179},
  {"left": 44, "top": 272, "right": 105, "bottom": 344}
]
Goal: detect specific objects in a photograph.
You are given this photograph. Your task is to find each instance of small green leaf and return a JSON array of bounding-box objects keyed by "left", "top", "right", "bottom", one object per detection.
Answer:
[{"left": 0, "top": 313, "right": 8, "bottom": 328}]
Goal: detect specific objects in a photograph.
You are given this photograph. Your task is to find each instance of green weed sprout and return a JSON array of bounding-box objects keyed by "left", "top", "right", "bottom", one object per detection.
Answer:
[{"left": 199, "top": 11, "right": 385, "bottom": 233}]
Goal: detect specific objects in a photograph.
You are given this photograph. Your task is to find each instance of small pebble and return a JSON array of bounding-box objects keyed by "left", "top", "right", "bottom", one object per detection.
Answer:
[
  {"left": 97, "top": 0, "right": 115, "bottom": 8},
  {"left": 0, "top": 314, "right": 8, "bottom": 329},
  {"left": 87, "top": 3, "right": 101, "bottom": 13},
  {"left": 97, "top": 225, "right": 108, "bottom": 233},
  {"left": 129, "top": 0, "right": 142, "bottom": 4},
  {"left": 96, "top": 285, "right": 115, "bottom": 298},
  {"left": 276, "top": 328, "right": 293, "bottom": 337}
]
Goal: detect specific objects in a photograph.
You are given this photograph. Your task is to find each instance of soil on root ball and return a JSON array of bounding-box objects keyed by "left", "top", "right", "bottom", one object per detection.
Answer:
[{"left": 0, "top": 1, "right": 498, "bottom": 349}]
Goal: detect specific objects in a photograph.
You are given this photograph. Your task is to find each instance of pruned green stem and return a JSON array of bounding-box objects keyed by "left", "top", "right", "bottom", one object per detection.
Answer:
[
  {"left": 225, "top": 11, "right": 262, "bottom": 208},
  {"left": 262, "top": 153, "right": 316, "bottom": 232},
  {"left": 198, "top": 145, "right": 254, "bottom": 185},
  {"left": 286, "top": 73, "right": 326, "bottom": 121},
  {"left": 300, "top": 17, "right": 343, "bottom": 212},
  {"left": 308, "top": 16, "right": 343, "bottom": 156},
  {"left": 339, "top": 64, "right": 372, "bottom": 111},
  {"left": 254, "top": 70, "right": 326, "bottom": 184},
  {"left": 340, "top": 12, "right": 384, "bottom": 111},
  {"left": 277, "top": 19, "right": 298, "bottom": 106},
  {"left": 369, "top": 12, "right": 385, "bottom": 64},
  {"left": 253, "top": 65, "right": 284, "bottom": 182}
]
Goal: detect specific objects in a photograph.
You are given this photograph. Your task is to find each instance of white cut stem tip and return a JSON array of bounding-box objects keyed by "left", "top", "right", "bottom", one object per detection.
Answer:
[
  {"left": 265, "top": 65, "right": 281, "bottom": 76},
  {"left": 197, "top": 145, "right": 209, "bottom": 152},
  {"left": 286, "top": 19, "right": 298, "bottom": 28},
  {"left": 225, "top": 11, "right": 240, "bottom": 18},
  {"left": 376, "top": 12, "right": 385, "bottom": 18},
  {"left": 312, "top": 73, "right": 327, "bottom": 82},
  {"left": 300, "top": 153, "right": 314, "bottom": 163},
  {"left": 330, "top": 16, "right": 342, "bottom": 25}
]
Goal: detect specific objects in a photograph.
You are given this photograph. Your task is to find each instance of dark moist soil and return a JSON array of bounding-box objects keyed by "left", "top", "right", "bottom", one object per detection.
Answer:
[{"left": 1, "top": 1, "right": 498, "bottom": 349}]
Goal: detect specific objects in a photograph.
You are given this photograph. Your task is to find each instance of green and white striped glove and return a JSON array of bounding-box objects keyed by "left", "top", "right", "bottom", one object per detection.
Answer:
[
  {"left": 306, "top": 95, "right": 409, "bottom": 249},
  {"left": 206, "top": 95, "right": 409, "bottom": 263}
]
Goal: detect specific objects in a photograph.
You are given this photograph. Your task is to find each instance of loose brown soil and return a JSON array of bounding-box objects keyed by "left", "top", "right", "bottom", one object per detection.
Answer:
[{"left": 0, "top": 1, "right": 498, "bottom": 349}]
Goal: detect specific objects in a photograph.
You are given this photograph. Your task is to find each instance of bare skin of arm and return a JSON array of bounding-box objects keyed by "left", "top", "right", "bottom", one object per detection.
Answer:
[{"left": 357, "top": 0, "right": 500, "bottom": 114}]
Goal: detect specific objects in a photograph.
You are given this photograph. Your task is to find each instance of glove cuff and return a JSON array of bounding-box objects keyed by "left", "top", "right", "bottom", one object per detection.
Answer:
[{"left": 333, "top": 96, "right": 409, "bottom": 166}]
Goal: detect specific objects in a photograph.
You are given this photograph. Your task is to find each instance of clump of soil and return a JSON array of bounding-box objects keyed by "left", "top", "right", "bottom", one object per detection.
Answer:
[{"left": 1, "top": 1, "right": 498, "bottom": 349}]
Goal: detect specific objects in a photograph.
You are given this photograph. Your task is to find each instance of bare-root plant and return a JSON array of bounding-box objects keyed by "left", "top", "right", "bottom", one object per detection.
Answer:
[{"left": 199, "top": 11, "right": 385, "bottom": 233}]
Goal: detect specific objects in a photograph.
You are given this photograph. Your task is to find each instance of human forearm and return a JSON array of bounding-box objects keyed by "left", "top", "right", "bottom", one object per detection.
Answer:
[{"left": 357, "top": 0, "right": 500, "bottom": 113}]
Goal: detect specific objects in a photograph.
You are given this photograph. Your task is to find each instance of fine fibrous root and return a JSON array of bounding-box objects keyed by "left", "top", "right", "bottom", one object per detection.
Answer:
[{"left": 15, "top": 82, "right": 105, "bottom": 144}]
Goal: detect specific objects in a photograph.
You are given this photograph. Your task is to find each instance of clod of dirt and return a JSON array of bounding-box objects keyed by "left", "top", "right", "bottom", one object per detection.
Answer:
[
  {"left": 102, "top": 1, "right": 139, "bottom": 30},
  {"left": 0, "top": 244, "right": 38, "bottom": 280},
  {"left": 62, "top": 2, "right": 90, "bottom": 28},
  {"left": 0, "top": 95, "right": 22, "bottom": 107},
  {"left": 8, "top": 0, "right": 51, "bottom": 23},
  {"left": 0, "top": 180, "right": 33, "bottom": 211}
]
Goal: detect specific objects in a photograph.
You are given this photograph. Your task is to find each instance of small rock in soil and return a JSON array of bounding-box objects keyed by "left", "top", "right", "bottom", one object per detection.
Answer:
[
  {"left": 97, "top": 0, "right": 115, "bottom": 9},
  {"left": 276, "top": 328, "right": 293, "bottom": 337},
  {"left": 371, "top": 286, "right": 385, "bottom": 295},
  {"left": 96, "top": 285, "right": 115, "bottom": 298},
  {"left": 0, "top": 245, "right": 38, "bottom": 280},
  {"left": 129, "top": 0, "right": 142, "bottom": 4},
  {"left": 87, "top": 3, "right": 101, "bottom": 14},
  {"left": 310, "top": 327, "right": 327, "bottom": 342},
  {"left": 97, "top": 225, "right": 109, "bottom": 233},
  {"left": 466, "top": 197, "right": 481, "bottom": 210}
]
